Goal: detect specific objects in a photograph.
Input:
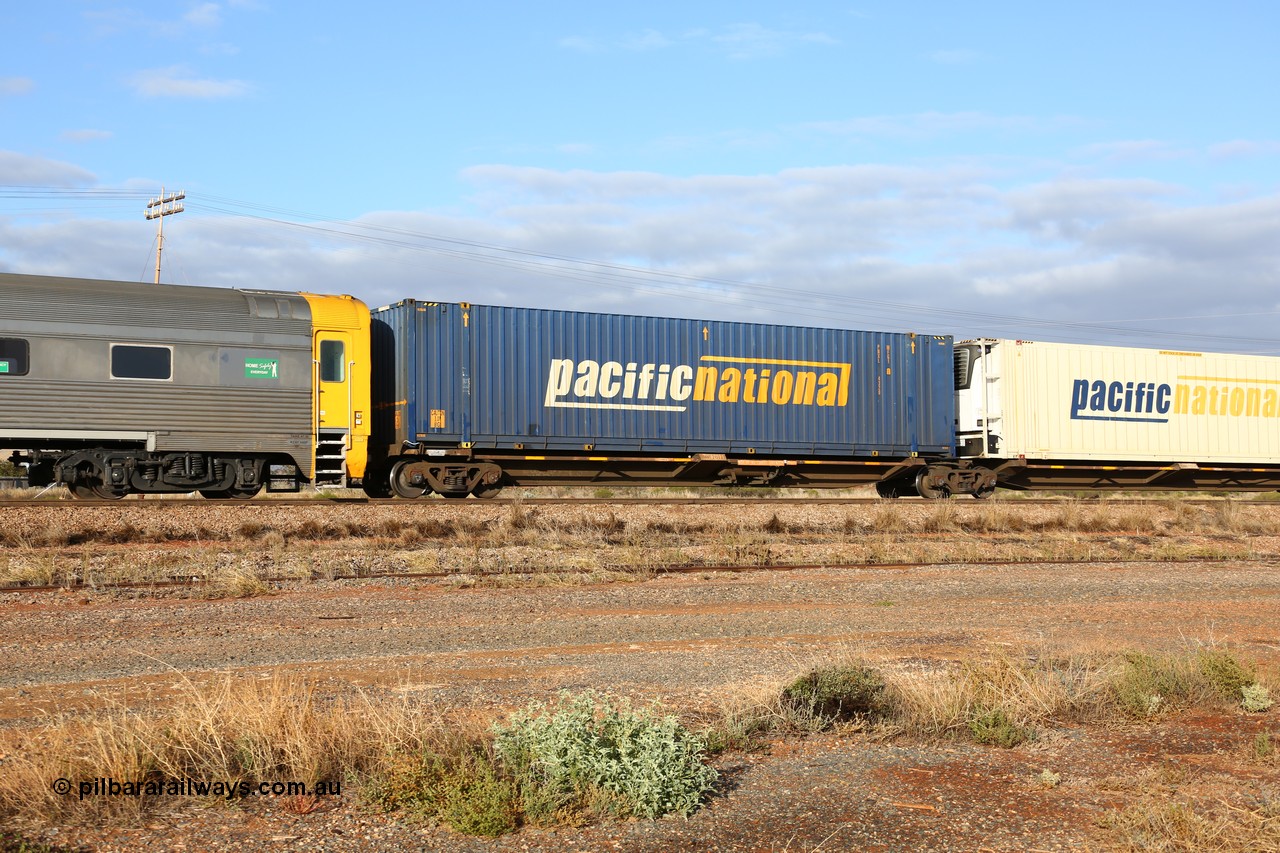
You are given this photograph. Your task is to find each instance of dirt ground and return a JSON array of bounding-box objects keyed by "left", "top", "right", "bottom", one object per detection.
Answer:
[{"left": 2, "top": 497, "right": 1279, "bottom": 851}]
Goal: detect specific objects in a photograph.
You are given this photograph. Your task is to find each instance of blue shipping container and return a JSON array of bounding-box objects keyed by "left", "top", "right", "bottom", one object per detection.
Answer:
[{"left": 370, "top": 300, "right": 954, "bottom": 458}]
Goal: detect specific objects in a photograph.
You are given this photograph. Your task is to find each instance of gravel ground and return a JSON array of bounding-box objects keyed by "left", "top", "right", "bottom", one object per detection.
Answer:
[{"left": 2, "top": 499, "right": 1279, "bottom": 851}]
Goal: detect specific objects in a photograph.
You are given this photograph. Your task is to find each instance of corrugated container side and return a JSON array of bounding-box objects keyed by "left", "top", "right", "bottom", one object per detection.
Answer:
[
  {"left": 373, "top": 301, "right": 954, "bottom": 458},
  {"left": 369, "top": 307, "right": 404, "bottom": 447},
  {"left": 987, "top": 340, "right": 1280, "bottom": 462}
]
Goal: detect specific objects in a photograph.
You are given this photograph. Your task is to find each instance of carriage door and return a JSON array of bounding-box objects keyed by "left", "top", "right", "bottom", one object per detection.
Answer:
[{"left": 315, "top": 331, "right": 354, "bottom": 485}]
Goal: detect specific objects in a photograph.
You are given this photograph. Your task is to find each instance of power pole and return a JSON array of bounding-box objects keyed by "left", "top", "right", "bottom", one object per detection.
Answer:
[{"left": 145, "top": 188, "right": 185, "bottom": 283}]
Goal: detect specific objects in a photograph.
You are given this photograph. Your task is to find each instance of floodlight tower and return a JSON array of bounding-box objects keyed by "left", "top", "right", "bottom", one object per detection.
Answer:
[{"left": 145, "top": 188, "right": 185, "bottom": 283}]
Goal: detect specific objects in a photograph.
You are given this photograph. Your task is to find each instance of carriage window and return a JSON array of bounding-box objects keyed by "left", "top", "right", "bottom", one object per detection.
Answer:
[
  {"left": 319, "top": 340, "right": 345, "bottom": 382},
  {"left": 111, "top": 344, "right": 172, "bottom": 380},
  {"left": 0, "top": 338, "right": 29, "bottom": 376}
]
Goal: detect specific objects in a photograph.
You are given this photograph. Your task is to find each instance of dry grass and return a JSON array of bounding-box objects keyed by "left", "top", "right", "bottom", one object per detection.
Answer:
[
  {"left": 1102, "top": 795, "right": 1280, "bottom": 852},
  {"left": 5, "top": 497, "right": 1280, "bottom": 553},
  {"left": 1247, "top": 731, "right": 1279, "bottom": 766},
  {"left": 206, "top": 566, "right": 270, "bottom": 598},
  {"left": 1, "top": 640, "right": 1274, "bottom": 843},
  {"left": 0, "top": 673, "right": 433, "bottom": 825},
  {"left": 705, "top": 644, "right": 1276, "bottom": 751},
  {"left": 0, "top": 678, "right": 716, "bottom": 837},
  {"left": 4, "top": 498, "right": 1280, "bottom": 597},
  {"left": 700, "top": 647, "right": 1280, "bottom": 850},
  {"left": 883, "top": 651, "right": 1118, "bottom": 740},
  {"left": 707, "top": 679, "right": 871, "bottom": 749},
  {"left": 0, "top": 533, "right": 1262, "bottom": 594}
]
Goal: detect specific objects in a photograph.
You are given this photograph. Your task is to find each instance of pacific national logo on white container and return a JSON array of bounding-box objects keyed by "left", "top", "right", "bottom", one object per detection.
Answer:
[
  {"left": 1070, "top": 376, "right": 1280, "bottom": 423},
  {"left": 545, "top": 356, "right": 852, "bottom": 412}
]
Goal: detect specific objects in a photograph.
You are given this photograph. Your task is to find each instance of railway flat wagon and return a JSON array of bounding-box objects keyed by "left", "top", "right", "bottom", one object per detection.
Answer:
[
  {"left": 366, "top": 300, "right": 982, "bottom": 498},
  {"left": 956, "top": 338, "right": 1280, "bottom": 490},
  {"left": 0, "top": 273, "right": 371, "bottom": 498}
]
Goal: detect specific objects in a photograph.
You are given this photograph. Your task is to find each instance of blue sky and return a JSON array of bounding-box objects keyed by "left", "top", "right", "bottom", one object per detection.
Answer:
[{"left": 2, "top": 2, "right": 1279, "bottom": 351}]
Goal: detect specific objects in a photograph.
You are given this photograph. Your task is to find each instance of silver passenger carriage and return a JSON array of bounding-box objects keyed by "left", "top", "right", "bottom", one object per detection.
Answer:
[{"left": 0, "top": 273, "right": 315, "bottom": 498}]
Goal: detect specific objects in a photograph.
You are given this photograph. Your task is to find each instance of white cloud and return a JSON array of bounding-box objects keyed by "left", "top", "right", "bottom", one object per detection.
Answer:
[
  {"left": 0, "top": 151, "right": 96, "bottom": 185},
  {"left": 128, "top": 66, "right": 251, "bottom": 98},
  {"left": 184, "top": 3, "right": 223, "bottom": 28},
  {"left": 973, "top": 259, "right": 1128, "bottom": 297},
  {"left": 60, "top": 130, "right": 114, "bottom": 143},
  {"left": 200, "top": 42, "right": 242, "bottom": 56},
  {"left": 1091, "top": 195, "right": 1280, "bottom": 262},
  {"left": 1209, "top": 139, "right": 1280, "bottom": 159},
  {"left": 2, "top": 162, "right": 1277, "bottom": 352},
  {"left": 621, "top": 29, "right": 672, "bottom": 51},
  {"left": 86, "top": 4, "right": 224, "bottom": 38},
  {"left": 710, "top": 23, "right": 837, "bottom": 59},
  {"left": 559, "top": 23, "right": 836, "bottom": 59},
  {"left": 1004, "top": 178, "right": 1176, "bottom": 240},
  {"left": 558, "top": 36, "right": 604, "bottom": 53},
  {"left": 1075, "top": 140, "right": 1188, "bottom": 163},
  {"left": 805, "top": 111, "right": 1084, "bottom": 141},
  {"left": 86, "top": 2, "right": 255, "bottom": 37},
  {"left": 0, "top": 77, "right": 34, "bottom": 96}
]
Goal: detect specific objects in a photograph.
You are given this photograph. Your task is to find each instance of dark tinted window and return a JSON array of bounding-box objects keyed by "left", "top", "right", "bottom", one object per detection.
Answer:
[
  {"left": 319, "top": 339, "right": 345, "bottom": 382},
  {"left": 111, "top": 345, "right": 172, "bottom": 380},
  {"left": 0, "top": 338, "right": 28, "bottom": 376}
]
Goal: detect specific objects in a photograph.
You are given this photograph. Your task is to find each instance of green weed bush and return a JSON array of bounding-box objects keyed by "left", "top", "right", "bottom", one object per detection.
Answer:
[
  {"left": 1110, "top": 652, "right": 1198, "bottom": 718},
  {"left": 493, "top": 691, "right": 717, "bottom": 821},
  {"left": 1242, "top": 684, "right": 1273, "bottom": 713},
  {"left": 367, "top": 744, "right": 518, "bottom": 837},
  {"left": 781, "top": 664, "right": 886, "bottom": 722},
  {"left": 1252, "top": 732, "right": 1275, "bottom": 763},
  {"left": 1197, "top": 649, "right": 1256, "bottom": 699},
  {"left": 967, "top": 707, "right": 1033, "bottom": 747},
  {"left": 367, "top": 691, "right": 716, "bottom": 835},
  {"left": 1109, "top": 649, "right": 1269, "bottom": 718}
]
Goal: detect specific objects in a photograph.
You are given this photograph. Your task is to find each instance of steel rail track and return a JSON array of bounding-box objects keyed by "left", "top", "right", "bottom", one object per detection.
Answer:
[
  {"left": 2, "top": 555, "right": 1267, "bottom": 595},
  {"left": 0, "top": 496, "right": 1248, "bottom": 509}
]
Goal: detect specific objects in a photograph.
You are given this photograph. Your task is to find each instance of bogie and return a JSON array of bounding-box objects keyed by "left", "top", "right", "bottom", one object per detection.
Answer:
[{"left": 27, "top": 448, "right": 278, "bottom": 499}]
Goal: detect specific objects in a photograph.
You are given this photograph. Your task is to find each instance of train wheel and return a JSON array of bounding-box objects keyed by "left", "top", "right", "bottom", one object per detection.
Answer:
[
  {"left": 971, "top": 485, "right": 996, "bottom": 500},
  {"left": 91, "top": 484, "right": 128, "bottom": 500},
  {"left": 915, "top": 469, "right": 951, "bottom": 500},
  {"left": 472, "top": 484, "right": 503, "bottom": 499},
  {"left": 390, "top": 459, "right": 429, "bottom": 499},
  {"left": 69, "top": 483, "right": 98, "bottom": 500}
]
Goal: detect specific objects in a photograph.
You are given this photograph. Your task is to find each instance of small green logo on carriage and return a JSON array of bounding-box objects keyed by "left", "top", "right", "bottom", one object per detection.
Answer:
[
  {"left": 0, "top": 360, "right": 9, "bottom": 374},
  {"left": 244, "top": 358, "right": 279, "bottom": 378}
]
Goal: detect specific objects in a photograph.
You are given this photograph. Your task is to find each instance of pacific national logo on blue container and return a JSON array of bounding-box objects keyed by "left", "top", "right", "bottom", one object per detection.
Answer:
[
  {"left": 1071, "top": 376, "right": 1280, "bottom": 423},
  {"left": 545, "top": 356, "right": 852, "bottom": 412}
]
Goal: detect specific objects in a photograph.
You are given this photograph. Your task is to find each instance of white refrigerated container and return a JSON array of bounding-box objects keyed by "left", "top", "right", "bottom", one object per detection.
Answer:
[{"left": 956, "top": 339, "right": 1280, "bottom": 464}]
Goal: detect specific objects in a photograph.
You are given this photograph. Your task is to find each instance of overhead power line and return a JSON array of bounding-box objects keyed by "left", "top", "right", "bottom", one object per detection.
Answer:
[
  {"left": 0, "top": 187, "right": 154, "bottom": 200},
  {"left": 2, "top": 185, "right": 1275, "bottom": 349},
  {"left": 184, "top": 195, "right": 1280, "bottom": 348}
]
